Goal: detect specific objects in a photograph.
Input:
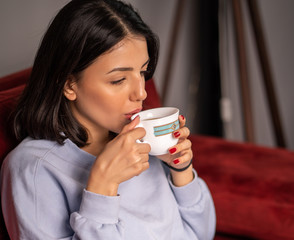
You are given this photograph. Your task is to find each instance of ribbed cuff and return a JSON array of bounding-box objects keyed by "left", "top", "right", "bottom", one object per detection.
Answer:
[
  {"left": 169, "top": 169, "right": 202, "bottom": 207},
  {"left": 79, "top": 189, "right": 120, "bottom": 224}
]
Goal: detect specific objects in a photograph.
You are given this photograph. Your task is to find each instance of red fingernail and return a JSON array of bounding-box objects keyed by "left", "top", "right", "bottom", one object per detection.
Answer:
[
  {"left": 180, "top": 115, "right": 185, "bottom": 120},
  {"left": 173, "top": 131, "right": 180, "bottom": 138},
  {"left": 169, "top": 147, "right": 177, "bottom": 154},
  {"left": 173, "top": 159, "right": 180, "bottom": 164}
]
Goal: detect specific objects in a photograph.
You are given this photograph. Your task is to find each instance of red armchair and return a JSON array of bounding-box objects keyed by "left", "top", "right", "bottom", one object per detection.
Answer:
[{"left": 1, "top": 69, "right": 294, "bottom": 240}]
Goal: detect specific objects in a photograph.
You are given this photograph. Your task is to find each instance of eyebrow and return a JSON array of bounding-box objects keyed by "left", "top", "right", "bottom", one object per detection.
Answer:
[{"left": 107, "top": 59, "right": 150, "bottom": 74}]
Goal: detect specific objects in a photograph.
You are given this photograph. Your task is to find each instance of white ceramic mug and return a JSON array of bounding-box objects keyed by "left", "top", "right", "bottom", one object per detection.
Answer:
[{"left": 131, "top": 107, "right": 180, "bottom": 155}]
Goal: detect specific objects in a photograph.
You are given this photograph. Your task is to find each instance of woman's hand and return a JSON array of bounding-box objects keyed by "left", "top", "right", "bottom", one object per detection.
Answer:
[
  {"left": 86, "top": 116, "right": 151, "bottom": 196},
  {"left": 157, "top": 115, "right": 194, "bottom": 186}
]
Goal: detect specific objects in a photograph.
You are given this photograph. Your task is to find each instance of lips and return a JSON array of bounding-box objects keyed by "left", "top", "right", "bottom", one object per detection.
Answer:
[{"left": 125, "top": 108, "right": 142, "bottom": 119}]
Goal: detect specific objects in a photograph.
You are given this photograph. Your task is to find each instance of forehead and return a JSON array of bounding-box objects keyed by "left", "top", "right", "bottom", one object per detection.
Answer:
[
  {"left": 95, "top": 36, "right": 149, "bottom": 68},
  {"left": 79, "top": 36, "right": 149, "bottom": 80}
]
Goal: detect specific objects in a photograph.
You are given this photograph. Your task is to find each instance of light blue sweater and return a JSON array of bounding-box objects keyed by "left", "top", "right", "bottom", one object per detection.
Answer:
[{"left": 1, "top": 137, "right": 216, "bottom": 239}]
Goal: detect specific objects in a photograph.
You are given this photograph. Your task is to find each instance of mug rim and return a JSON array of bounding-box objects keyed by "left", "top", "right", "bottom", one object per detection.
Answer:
[{"left": 131, "top": 107, "right": 179, "bottom": 121}]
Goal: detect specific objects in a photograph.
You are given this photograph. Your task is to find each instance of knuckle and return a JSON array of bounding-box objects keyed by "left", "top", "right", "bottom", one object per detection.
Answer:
[
  {"left": 145, "top": 143, "right": 151, "bottom": 152},
  {"left": 126, "top": 134, "right": 134, "bottom": 143},
  {"left": 143, "top": 154, "right": 150, "bottom": 162},
  {"left": 143, "top": 162, "right": 150, "bottom": 170},
  {"left": 133, "top": 162, "right": 143, "bottom": 172},
  {"left": 136, "top": 127, "right": 146, "bottom": 137},
  {"left": 187, "top": 139, "right": 192, "bottom": 148},
  {"left": 131, "top": 153, "right": 140, "bottom": 163},
  {"left": 137, "top": 142, "right": 151, "bottom": 153},
  {"left": 140, "top": 127, "right": 147, "bottom": 135},
  {"left": 121, "top": 134, "right": 134, "bottom": 147},
  {"left": 184, "top": 148, "right": 193, "bottom": 159},
  {"left": 185, "top": 127, "right": 190, "bottom": 136}
]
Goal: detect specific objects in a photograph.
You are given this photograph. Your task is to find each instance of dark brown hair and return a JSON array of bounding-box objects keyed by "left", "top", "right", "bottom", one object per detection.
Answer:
[{"left": 13, "top": 0, "right": 159, "bottom": 147}]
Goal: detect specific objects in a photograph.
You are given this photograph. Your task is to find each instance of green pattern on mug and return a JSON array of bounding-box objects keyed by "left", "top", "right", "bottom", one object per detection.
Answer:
[{"left": 153, "top": 120, "right": 179, "bottom": 137}]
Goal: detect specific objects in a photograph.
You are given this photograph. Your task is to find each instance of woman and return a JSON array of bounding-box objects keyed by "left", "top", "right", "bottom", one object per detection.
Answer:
[{"left": 0, "top": 0, "right": 216, "bottom": 239}]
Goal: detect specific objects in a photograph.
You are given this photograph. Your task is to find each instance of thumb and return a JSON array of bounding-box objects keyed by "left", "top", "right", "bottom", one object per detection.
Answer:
[{"left": 120, "top": 115, "right": 140, "bottom": 134}]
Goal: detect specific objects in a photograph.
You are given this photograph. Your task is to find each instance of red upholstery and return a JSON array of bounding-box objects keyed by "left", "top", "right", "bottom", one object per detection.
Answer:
[
  {"left": 191, "top": 135, "right": 294, "bottom": 240},
  {"left": 0, "top": 85, "right": 25, "bottom": 161},
  {"left": 0, "top": 68, "right": 32, "bottom": 162},
  {"left": 1, "top": 68, "right": 294, "bottom": 240},
  {"left": 0, "top": 68, "right": 31, "bottom": 92},
  {"left": 143, "top": 79, "right": 162, "bottom": 110}
]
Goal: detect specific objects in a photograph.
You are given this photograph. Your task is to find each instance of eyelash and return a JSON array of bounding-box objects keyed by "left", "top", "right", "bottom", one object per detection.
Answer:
[
  {"left": 110, "top": 78, "right": 125, "bottom": 85},
  {"left": 110, "top": 70, "right": 150, "bottom": 85}
]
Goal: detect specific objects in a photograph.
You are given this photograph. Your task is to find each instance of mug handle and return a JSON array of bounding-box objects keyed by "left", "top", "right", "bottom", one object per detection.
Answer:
[{"left": 134, "top": 122, "right": 150, "bottom": 145}]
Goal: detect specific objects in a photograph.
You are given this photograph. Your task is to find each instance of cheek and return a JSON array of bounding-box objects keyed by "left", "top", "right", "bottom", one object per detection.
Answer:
[
  {"left": 73, "top": 83, "right": 129, "bottom": 132},
  {"left": 78, "top": 90, "right": 113, "bottom": 114},
  {"left": 77, "top": 88, "right": 124, "bottom": 124}
]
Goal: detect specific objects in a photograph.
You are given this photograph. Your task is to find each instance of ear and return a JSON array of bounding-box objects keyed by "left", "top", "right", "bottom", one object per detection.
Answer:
[{"left": 63, "top": 76, "right": 77, "bottom": 101}]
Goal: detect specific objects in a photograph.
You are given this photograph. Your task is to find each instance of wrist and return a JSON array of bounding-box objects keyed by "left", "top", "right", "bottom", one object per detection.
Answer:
[
  {"left": 86, "top": 177, "right": 118, "bottom": 196},
  {"left": 170, "top": 164, "right": 194, "bottom": 187},
  {"left": 161, "top": 159, "right": 193, "bottom": 172}
]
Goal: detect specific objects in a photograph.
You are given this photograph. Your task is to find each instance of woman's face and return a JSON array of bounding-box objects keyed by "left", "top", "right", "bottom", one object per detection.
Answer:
[{"left": 64, "top": 36, "right": 149, "bottom": 137}]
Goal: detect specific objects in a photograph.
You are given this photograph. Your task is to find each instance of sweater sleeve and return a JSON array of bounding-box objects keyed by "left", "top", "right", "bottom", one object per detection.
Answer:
[
  {"left": 0, "top": 154, "right": 125, "bottom": 240},
  {"left": 70, "top": 190, "right": 124, "bottom": 239},
  {"left": 168, "top": 169, "right": 216, "bottom": 240}
]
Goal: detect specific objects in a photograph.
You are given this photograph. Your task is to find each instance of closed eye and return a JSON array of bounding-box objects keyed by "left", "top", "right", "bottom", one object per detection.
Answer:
[{"left": 110, "top": 78, "right": 125, "bottom": 85}]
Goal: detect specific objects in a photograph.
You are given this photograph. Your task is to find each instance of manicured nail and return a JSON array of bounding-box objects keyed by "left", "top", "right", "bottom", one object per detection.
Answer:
[
  {"left": 173, "top": 159, "right": 180, "bottom": 164},
  {"left": 173, "top": 131, "right": 180, "bottom": 138},
  {"left": 180, "top": 115, "right": 185, "bottom": 120},
  {"left": 169, "top": 147, "right": 177, "bottom": 154}
]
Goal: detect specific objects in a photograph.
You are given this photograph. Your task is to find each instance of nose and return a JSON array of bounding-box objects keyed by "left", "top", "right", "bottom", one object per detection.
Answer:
[{"left": 130, "top": 75, "right": 147, "bottom": 102}]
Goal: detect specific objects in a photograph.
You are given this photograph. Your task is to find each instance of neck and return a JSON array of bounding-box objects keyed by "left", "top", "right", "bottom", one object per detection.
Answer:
[{"left": 82, "top": 129, "right": 111, "bottom": 157}]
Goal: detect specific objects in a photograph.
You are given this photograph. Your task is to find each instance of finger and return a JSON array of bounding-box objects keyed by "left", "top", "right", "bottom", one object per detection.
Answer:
[
  {"left": 141, "top": 161, "right": 150, "bottom": 171},
  {"left": 140, "top": 153, "right": 150, "bottom": 163},
  {"left": 120, "top": 125, "right": 147, "bottom": 144},
  {"left": 130, "top": 158, "right": 150, "bottom": 176},
  {"left": 121, "top": 116, "right": 148, "bottom": 142},
  {"left": 169, "top": 150, "right": 193, "bottom": 167},
  {"left": 120, "top": 115, "right": 140, "bottom": 134},
  {"left": 137, "top": 161, "right": 150, "bottom": 175},
  {"left": 121, "top": 160, "right": 149, "bottom": 179},
  {"left": 135, "top": 142, "right": 151, "bottom": 154},
  {"left": 178, "top": 114, "right": 186, "bottom": 128},
  {"left": 168, "top": 139, "right": 192, "bottom": 155},
  {"left": 130, "top": 127, "right": 147, "bottom": 141},
  {"left": 172, "top": 126, "right": 190, "bottom": 139}
]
